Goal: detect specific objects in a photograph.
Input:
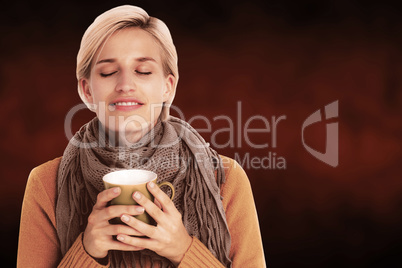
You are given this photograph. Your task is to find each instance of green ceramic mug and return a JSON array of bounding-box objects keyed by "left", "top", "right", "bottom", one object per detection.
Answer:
[{"left": 103, "top": 169, "right": 175, "bottom": 225}]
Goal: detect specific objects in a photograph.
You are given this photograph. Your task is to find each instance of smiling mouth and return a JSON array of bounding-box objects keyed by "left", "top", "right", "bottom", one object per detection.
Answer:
[{"left": 110, "top": 101, "right": 144, "bottom": 106}]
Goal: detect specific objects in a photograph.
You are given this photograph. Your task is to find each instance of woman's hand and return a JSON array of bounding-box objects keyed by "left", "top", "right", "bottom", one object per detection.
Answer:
[
  {"left": 116, "top": 181, "right": 192, "bottom": 266},
  {"left": 83, "top": 187, "right": 146, "bottom": 259}
]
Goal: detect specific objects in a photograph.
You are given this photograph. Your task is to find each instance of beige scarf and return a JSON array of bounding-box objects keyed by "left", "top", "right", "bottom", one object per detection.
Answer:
[{"left": 56, "top": 116, "right": 232, "bottom": 267}]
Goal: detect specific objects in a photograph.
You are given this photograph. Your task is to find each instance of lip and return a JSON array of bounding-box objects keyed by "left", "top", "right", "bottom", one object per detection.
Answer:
[{"left": 109, "top": 97, "right": 144, "bottom": 112}]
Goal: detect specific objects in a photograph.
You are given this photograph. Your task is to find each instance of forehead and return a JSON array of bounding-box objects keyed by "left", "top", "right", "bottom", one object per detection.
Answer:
[{"left": 94, "top": 27, "right": 162, "bottom": 64}]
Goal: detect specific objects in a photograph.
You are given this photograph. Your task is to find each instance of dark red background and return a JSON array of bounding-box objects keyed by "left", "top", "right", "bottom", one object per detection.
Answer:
[{"left": 1, "top": 0, "right": 401, "bottom": 267}]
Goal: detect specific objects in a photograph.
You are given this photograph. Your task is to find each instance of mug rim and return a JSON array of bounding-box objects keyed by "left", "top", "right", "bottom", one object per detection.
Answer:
[{"left": 102, "top": 169, "right": 157, "bottom": 185}]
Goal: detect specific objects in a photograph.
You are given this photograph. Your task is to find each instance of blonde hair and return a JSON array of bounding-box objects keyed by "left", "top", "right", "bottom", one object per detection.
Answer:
[{"left": 76, "top": 5, "right": 178, "bottom": 121}]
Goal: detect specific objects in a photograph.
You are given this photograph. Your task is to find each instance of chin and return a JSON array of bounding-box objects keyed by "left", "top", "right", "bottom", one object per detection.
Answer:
[{"left": 98, "top": 110, "right": 161, "bottom": 141}]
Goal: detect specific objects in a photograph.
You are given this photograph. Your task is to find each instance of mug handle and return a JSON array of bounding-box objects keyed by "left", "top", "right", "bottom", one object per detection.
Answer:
[{"left": 156, "top": 181, "right": 175, "bottom": 200}]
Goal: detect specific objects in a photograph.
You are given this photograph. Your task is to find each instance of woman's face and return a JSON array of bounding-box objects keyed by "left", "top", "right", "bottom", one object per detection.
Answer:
[{"left": 80, "top": 27, "right": 174, "bottom": 143}]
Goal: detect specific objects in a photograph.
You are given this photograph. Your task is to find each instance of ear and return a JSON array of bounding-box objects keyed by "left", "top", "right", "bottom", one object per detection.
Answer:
[
  {"left": 162, "top": 74, "right": 175, "bottom": 102},
  {"left": 80, "top": 78, "right": 94, "bottom": 104}
]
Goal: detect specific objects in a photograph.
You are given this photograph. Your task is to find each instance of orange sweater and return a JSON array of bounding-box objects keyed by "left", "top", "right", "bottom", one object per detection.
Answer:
[{"left": 17, "top": 156, "right": 265, "bottom": 267}]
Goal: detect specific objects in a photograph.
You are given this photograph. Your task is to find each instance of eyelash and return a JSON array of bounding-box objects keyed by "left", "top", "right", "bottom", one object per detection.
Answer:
[
  {"left": 100, "top": 71, "right": 117, "bottom": 77},
  {"left": 100, "top": 71, "right": 152, "bottom": 77},
  {"left": 136, "top": 70, "right": 152, "bottom": 75}
]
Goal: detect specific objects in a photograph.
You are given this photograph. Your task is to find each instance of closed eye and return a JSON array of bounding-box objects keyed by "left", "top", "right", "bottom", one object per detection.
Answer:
[
  {"left": 100, "top": 71, "right": 117, "bottom": 77},
  {"left": 135, "top": 70, "right": 152, "bottom": 75}
]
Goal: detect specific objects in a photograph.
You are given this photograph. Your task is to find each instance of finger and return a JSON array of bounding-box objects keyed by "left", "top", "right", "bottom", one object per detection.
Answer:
[
  {"left": 154, "top": 198, "right": 162, "bottom": 209},
  {"left": 106, "top": 224, "right": 145, "bottom": 237},
  {"left": 132, "top": 191, "right": 166, "bottom": 224},
  {"left": 116, "top": 234, "right": 156, "bottom": 251},
  {"left": 147, "top": 181, "right": 175, "bottom": 213},
  {"left": 100, "top": 205, "right": 145, "bottom": 221},
  {"left": 94, "top": 187, "right": 121, "bottom": 210},
  {"left": 120, "top": 214, "right": 157, "bottom": 239},
  {"left": 109, "top": 239, "right": 145, "bottom": 252}
]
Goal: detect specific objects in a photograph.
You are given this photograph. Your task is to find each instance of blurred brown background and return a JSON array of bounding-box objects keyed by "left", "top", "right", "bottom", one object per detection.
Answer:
[{"left": 1, "top": 0, "right": 401, "bottom": 267}]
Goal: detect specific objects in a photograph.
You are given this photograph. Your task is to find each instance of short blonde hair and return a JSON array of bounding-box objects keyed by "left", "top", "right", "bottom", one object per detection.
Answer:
[{"left": 76, "top": 5, "right": 178, "bottom": 121}]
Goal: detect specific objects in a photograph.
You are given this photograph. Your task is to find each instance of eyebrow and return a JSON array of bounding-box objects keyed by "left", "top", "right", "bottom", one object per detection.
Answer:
[{"left": 95, "top": 57, "right": 157, "bottom": 65}]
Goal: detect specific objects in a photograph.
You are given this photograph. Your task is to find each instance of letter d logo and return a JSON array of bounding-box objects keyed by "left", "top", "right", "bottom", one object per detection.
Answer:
[{"left": 302, "top": 101, "right": 339, "bottom": 167}]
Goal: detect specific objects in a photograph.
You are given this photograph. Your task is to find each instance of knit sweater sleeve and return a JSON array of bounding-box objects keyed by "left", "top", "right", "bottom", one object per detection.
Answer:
[
  {"left": 17, "top": 158, "right": 109, "bottom": 268},
  {"left": 179, "top": 156, "right": 266, "bottom": 267}
]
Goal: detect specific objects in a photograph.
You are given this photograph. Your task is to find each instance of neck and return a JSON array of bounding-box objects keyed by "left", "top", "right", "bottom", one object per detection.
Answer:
[{"left": 117, "top": 127, "right": 150, "bottom": 146}]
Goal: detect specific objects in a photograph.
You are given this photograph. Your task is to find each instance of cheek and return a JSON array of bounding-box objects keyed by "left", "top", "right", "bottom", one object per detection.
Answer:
[
  {"left": 90, "top": 81, "right": 110, "bottom": 102},
  {"left": 148, "top": 80, "right": 168, "bottom": 100}
]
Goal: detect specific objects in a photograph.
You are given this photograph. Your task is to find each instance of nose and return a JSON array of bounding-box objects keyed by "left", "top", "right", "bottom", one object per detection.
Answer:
[{"left": 115, "top": 69, "right": 136, "bottom": 93}]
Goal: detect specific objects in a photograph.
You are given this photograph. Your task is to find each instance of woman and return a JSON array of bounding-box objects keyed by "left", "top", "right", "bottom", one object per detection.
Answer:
[{"left": 17, "top": 5, "right": 265, "bottom": 268}]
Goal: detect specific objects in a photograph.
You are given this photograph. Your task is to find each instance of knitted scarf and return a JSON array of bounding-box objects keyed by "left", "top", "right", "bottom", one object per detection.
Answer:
[{"left": 56, "top": 116, "right": 232, "bottom": 267}]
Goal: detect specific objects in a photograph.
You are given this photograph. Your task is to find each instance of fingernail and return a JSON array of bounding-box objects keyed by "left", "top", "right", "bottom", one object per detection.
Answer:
[
  {"left": 117, "top": 235, "right": 125, "bottom": 241},
  {"left": 113, "top": 187, "right": 120, "bottom": 194},
  {"left": 121, "top": 214, "right": 129, "bottom": 222},
  {"left": 149, "top": 181, "right": 155, "bottom": 188},
  {"left": 133, "top": 192, "right": 141, "bottom": 200},
  {"left": 136, "top": 206, "right": 145, "bottom": 213}
]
